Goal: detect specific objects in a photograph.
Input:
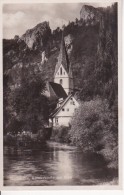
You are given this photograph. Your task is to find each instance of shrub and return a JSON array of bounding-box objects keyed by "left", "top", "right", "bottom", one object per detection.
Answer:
[
  {"left": 69, "top": 98, "right": 118, "bottom": 169},
  {"left": 51, "top": 125, "right": 71, "bottom": 143},
  {"left": 4, "top": 130, "right": 46, "bottom": 149}
]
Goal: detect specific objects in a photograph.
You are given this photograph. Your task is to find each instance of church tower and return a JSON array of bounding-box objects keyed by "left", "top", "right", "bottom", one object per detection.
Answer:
[{"left": 54, "top": 31, "right": 73, "bottom": 95}]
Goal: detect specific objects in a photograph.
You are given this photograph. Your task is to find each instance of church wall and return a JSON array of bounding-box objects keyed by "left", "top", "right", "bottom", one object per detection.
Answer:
[
  {"left": 69, "top": 77, "right": 73, "bottom": 92},
  {"left": 54, "top": 64, "right": 73, "bottom": 95}
]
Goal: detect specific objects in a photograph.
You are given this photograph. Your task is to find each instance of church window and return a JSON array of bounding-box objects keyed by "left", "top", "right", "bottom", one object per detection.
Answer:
[
  {"left": 67, "top": 108, "right": 69, "bottom": 111},
  {"left": 62, "top": 108, "right": 65, "bottom": 111},
  {"left": 58, "top": 72, "right": 59, "bottom": 75},
  {"left": 60, "top": 79, "right": 63, "bottom": 85},
  {"left": 60, "top": 67, "right": 62, "bottom": 75}
]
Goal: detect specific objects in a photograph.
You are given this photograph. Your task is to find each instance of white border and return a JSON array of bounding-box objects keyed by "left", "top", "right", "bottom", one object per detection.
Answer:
[{"left": 0, "top": 0, "right": 123, "bottom": 191}]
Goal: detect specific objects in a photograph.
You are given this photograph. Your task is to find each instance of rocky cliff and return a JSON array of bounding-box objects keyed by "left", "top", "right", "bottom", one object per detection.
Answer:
[
  {"left": 3, "top": 5, "right": 100, "bottom": 90},
  {"left": 3, "top": 4, "right": 117, "bottom": 92},
  {"left": 80, "top": 5, "right": 102, "bottom": 25},
  {"left": 21, "top": 21, "right": 51, "bottom": 50}
]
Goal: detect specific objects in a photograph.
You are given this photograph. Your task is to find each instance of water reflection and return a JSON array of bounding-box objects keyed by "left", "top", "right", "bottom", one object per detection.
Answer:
[
  {"left": 56, "top": 151, "right": 73, "bottom": 181},
  {"left": 4, "top": 141, "right": 118, "bottom": 186}
]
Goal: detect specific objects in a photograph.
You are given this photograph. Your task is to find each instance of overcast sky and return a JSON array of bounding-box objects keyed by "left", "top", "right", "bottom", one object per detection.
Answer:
[{"left": 3, "top": 2, "right": 113, "bottom": 39}]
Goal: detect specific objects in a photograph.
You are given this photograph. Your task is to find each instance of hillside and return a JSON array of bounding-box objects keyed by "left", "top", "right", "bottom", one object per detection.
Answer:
[
  {"left": 3, "top": 3, "right": 118, "bottom": 133},
  {"left": 3, "top": 19, "right": 99, "bottom": 89}
]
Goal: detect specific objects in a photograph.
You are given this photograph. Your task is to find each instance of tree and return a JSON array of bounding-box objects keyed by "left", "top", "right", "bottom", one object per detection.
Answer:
[
  {"left": 6, "top": 65, "right": 48, "bottom": 134},
  {"left": 75, "top": 18, "right": 79, "bottom": 24},
  {"left": 69, "top": 98, "right": 118, "bottom": 168}
]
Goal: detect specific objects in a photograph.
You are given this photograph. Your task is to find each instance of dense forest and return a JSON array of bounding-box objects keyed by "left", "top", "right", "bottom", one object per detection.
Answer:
[{"left": 3, "top": 4, "right": 118, "bottom": 169}]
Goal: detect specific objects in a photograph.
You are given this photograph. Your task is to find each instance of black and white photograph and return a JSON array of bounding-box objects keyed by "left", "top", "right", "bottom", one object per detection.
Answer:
[{"left": 2, "top": 0, "right": 121, "bottom": 188}]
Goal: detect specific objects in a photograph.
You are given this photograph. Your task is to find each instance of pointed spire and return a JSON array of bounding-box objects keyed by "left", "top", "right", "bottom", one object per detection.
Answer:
[{"left": 54, "top": 29, "right": 69, "bottom": 75}]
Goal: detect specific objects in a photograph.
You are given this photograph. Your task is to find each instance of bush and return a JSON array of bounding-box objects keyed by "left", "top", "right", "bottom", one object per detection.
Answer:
[
  {"left": 69, "top": 98, "right": 118, "bottom": 169},
  {"left": 51, "top": 125, "right": 71, "bottom": 143},
  {"left": 4, "top": 130, "right": 46, "bottom": 149},
  {"left": 4, "top": 133, "right": 17, "bottom": 146}
]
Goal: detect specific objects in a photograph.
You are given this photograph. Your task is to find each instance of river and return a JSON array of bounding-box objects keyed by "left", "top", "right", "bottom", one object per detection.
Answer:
[{"left": 4, "top": 141, "right": 118, "bottom": 186}]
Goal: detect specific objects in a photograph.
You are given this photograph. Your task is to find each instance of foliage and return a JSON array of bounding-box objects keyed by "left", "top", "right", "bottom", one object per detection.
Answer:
[
  {"left": 4, "top": 131, "right": 46, "bottom": 148},
  {"left": 78, "top": 3, "right": 118, "bottom": 105},
  {"left": 4, "top": 65, "right": 48, "bottom": 134},
  {"left": 69, "top": 98, "right": 118, "bottom": 168},
  {"left": 51, "top": 126, "right": 71, "bottom": 143}
]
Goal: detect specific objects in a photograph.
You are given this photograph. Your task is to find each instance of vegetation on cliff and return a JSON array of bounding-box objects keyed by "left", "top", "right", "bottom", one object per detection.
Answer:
[{"left": 69, "top": 3, "right": 118, "bottom": 169}]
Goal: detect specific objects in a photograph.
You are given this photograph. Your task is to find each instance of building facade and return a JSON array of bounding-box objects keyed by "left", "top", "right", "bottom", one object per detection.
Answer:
[
  {"left": 50, "top": 95, "right": 79, "bottom": 127},
  {"left": 49, "top": 31, "right": 79, "bottom": 127}
]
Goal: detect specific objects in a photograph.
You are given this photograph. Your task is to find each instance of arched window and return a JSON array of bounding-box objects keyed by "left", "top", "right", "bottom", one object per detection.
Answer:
[
  {"left": 60, "top": 67, "right": 62, "bottom": 75},
  {"left": 60, "top": 79, "right": 63, "bottom": 85}
]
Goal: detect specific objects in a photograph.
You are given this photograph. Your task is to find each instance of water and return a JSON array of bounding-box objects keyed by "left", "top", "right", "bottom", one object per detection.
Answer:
[{"left": 4, "top": 141, "right": 117, "bottom": 186}]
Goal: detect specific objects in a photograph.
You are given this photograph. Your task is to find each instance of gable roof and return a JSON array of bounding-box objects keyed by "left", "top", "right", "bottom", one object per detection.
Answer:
[
  {"left": 54, "top": 31, "right": 69, "bottom": 75},
  {"left": 42, "top": 81, "right": 67, "bottom": 101},
  {"left": 49, "top": 82, "right": 67, "bottom": 100},
  {"left": 50, "top": 94, "right": 73, "bottom": 117}
]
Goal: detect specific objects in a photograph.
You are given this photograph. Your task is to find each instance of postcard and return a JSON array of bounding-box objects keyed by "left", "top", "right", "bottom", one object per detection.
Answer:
[{"left": 0, "top": 0, "right": 122, "bottom": 190}]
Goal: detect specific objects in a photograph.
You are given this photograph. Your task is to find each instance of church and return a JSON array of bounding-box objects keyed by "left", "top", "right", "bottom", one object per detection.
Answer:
[{"left": 44, "top": 31, "right": 79, "bottom": 127}]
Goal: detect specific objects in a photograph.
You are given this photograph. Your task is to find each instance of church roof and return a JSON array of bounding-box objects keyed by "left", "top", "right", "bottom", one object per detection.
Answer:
[
  {"left": 49, "top": 82, "right": 67, "bottom": 99},
  {"left": 54, "top": 31, "right": 69, "bottom": 75},
  {"left": 42, "top": 82, "right": 67, "bottom": 101}
]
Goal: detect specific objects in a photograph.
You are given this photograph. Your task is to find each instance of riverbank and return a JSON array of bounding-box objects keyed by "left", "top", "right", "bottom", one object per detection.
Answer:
[{"left": 4, "top": 130, "right": 48, "bottom": 150}]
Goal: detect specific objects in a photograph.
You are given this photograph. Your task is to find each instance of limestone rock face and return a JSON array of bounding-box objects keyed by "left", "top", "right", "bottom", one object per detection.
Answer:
[
  {"left": 41, "top": 51, "right": 48, "bottom": 65},
  {"left": 64, "top": 34, "right": 73, "bottom": 55},
  {"left": 21, "top": 21, "right": 51, "bottom": 49},
  {"left": 80, "top": 5, "right": 102, "bottom": 25}
]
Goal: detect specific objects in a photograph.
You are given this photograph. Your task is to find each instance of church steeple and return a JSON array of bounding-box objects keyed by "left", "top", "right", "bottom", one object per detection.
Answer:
[
  {"left": 54, "top": 29, "right": 73, "bottom": 95},
  {"left": 54, "top": 30, "right": 69, "bottom": 76}
]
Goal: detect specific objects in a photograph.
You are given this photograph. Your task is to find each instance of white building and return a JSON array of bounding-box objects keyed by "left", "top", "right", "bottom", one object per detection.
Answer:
[{"left": 50, "top": 94, "right": 79, "bottom": 127}]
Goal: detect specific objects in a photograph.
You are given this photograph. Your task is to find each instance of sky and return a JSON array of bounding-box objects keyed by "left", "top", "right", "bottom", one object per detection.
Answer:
[{"left": 3, "top": 2, "right": 113, "bottom": 39}]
